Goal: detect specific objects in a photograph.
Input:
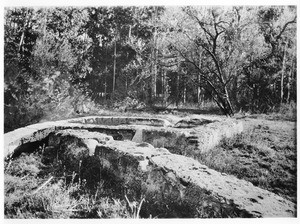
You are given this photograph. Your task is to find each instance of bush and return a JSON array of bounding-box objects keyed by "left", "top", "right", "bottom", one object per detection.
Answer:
[
  {"left": 276, "top": 101, "right": 296, "bottom": 120},
  {"left": 4, "top": 147, "right": 146, "bottom": 219},
  {"left": 4, "top": 101, "right": 44, "bottom": 133},
  {"left": 196, "top": 129, "right": 296, "bottom": 203},
  {"left": 112, "top": 97, "right": 146, "bottom": 112}
]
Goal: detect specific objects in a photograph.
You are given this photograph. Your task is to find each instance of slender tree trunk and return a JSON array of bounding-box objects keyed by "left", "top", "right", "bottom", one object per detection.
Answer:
[
  {"left": 18, "top": 9, "right": 31, "bottom": 53},
  {"left": 197, "top": 73, "right": 201, "bottom": 104},
  {"left": 224, "top": 86, "right": 234, "bottom": 116},
  {"left": 104, "top": 78, "right": 107, "bottom": 100},
  {"left": 112, "top": 37, "right": 117, "bottom": 98},
  {"left": 152, "top": 7, "right": 158, "bottom": 99},
  {"left": 286, "top": 60, "right": 294, "bottom": 103},
  {"left": 183, "top": 81, "right": 187, "bottom": 104},
  {"left": 218, "top": 72, "right": 234, "bottom": 116},
  {"left": 197, "top": 51, "right": 203, "bottom": 104},
  {"left": 105, "top": 45, "right": 108, "bottom": 101},
  {"left": 19, "top": 29, "right": 25, "bottom": 53},
  {"left": 125, "top": 73, "right": 128, "bottom": 95},
  {"left": 128, "top": 25, "right": 132, "bottom": 39},
  {"left": 176, "top": 72, "right": 179, "bottom": 107},
  {"left": 42, "top": 17, "right": 47, "bottom": 43},
  {"left": 161, "top": 68, "right": 164, "bottom": 96},
  {"left": 153, "top": 52, "right": 157, "bottom": 98},
  {"left": 231, "top": 75, "right": 238, "bottom": 108},
  {"left": 286, "top": 69, "right": 290, "bottom": 103},
  {"left": 163, "top": 69, "right": 168, "bottom": 107},
  {"left": 281, "top": 41, "right": 287, "bottom": 104}
]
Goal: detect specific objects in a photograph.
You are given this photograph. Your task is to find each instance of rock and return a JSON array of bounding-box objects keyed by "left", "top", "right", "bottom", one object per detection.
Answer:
[
  {"left": 48, "top": 129, "right": 113, "bottom": 157},
  {"left": 4, "top": 122, "right": 58, "bottom": 158},
  {"left": 85, "top": 132, "right": 297, "bottom": 217},
  {"left": 4, "top": 115, "right": 244, "bottom": 158},
  {"left": 83, "top": 139, "right": 99, "bottom": 156},
  {"left": 4, "top": 124, "right": 296, "bottom": 217},
  {"left": 150, "top": 154, "right": 295, "bottom": 217},
  {"left": 131, "top": 128, "right": 143, "bottom": 143},
  {"left": 67, "top": 116, "right": 172, "bottom": 127},
  {"left": 174, "top": 118, "right": 215, "bottom": 128}
]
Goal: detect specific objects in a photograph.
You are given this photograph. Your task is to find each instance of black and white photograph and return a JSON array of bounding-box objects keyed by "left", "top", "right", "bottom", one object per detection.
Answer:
[{"left": 2, "top": 0, "right": 298, "bottom": 221}]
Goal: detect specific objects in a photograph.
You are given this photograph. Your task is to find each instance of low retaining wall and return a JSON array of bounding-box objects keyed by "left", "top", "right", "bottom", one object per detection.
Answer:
[
  {"left": 67, "top": 116, "right": 172, "bottom": 127},
  {"left": 3, "top": 117, "right": 296, "bottom": 217},
  {"left": 4, "top": 116, "right": 243, "bottom": 158}
]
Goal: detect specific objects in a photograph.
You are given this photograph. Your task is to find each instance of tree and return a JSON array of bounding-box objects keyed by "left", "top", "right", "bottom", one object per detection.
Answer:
[
  {"left": 239, "top": 6, "right": 296, "bottom": 112},
  {"left": 4, "top": 6, "right": 297, "bottom": 131},
  {"left": 4, "top": 7, "right": 40, "bottom": 131},
  {"left": 124, "top": 6, "right": 165, "bottom": 104},
  {"left": 161, "top": 6, "right": 252, "bottom": 115}
]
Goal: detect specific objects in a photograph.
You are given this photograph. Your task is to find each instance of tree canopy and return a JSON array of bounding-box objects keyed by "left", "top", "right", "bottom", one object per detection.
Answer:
[{"left": 4, "top": 6, "right": 297, "bottom": 131}]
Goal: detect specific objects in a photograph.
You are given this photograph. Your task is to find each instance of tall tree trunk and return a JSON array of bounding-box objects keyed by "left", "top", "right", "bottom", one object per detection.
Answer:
[
  {"left": 105, "top": 45, "right": 108, "bottom": 101},
  {"left": 231, "top": 75, "right": 238, "bottom": 108},
  {"left": 183, "top": 79, "right": 187, "bottom": 104},
  {"left": 112, "top": 37, "right": 117, "bottom": 98},
  {"left": 163, "top": 69, "right": 168, "bottom": 107},
  {"left": 197, "top": 73, "right": 201, "bottom": 104},
  {"left": 128, "top": 25, "right": 132, "bottom": 40},
  {"left": 104, "top": 77, "right": 107, "bottom": 100},
  {"left": 152, "top": 7, "right": 158, "bottom": 99},
  {"left": 176, "top": 72, "right": 179, "bottom": 107},
  {"left": 224, "top": 85, "right": 234, "bottom": 115},
  {"left": 125, "top": 73, "right": 128, "bottom": 95},
  {"left": 197, "top": 51, "right": 203, "bottom": 105},
  {"left": 286, "top": 60, "right": 294, "bottom": 103},
  {"left": 281, "top": 41, "right": 287, "bottom": 104},
  {"left": 18, "top": 9, "right": 31, "bottom": 53}
]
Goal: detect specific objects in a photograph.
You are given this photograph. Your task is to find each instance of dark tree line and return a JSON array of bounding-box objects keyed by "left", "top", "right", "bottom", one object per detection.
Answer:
[{"left": 4, "top": 6, "right": 297, "bottom": 131}]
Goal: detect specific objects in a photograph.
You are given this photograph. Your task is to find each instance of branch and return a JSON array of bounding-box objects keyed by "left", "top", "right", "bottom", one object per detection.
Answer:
[
  {"left": 194, "top": 15, "right": 214, "bottom": 41},
  {"left": 276, "top": 16, "right": 296, "bottom": 40},
  {"left": 32, "top": 176, "right": 54, "bottom": 194}
]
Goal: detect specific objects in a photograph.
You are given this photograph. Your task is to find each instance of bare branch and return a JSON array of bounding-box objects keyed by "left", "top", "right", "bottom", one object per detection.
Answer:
[
  {"left": 32, "top": 176, "right": 54, "bottom": 194},
  {"left": 276, "top": 16, "right": 296, "bottom": 40}
]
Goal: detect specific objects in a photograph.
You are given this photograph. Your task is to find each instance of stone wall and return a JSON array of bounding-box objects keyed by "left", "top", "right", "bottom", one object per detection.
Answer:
[{"left": 3, "top": 117, "right": 296, "bottom": 217}]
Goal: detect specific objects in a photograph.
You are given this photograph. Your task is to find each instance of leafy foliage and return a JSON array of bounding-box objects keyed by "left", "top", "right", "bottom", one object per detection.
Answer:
[{"left": 4, "top": 6, "right": 297, "bottom": 131}]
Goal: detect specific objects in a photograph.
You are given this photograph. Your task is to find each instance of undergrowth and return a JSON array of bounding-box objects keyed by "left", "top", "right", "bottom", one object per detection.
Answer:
[
  {"left": 4, "top": 151, "right": 144, "bottom": 219},
  {"left": 4, "top": 139, "right": 247, "bottom": 219},
  {"left": 164, "top": 117, "right": 296, "bottom": 204},
  {"left": 196, "top": 130, "right": 297, "bottom": 203}
]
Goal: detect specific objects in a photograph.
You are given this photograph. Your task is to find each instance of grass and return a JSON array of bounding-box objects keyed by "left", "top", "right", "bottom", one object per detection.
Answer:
[
  {"left": 235, "top": 101, "right": 297, "bottom": 122},
  {"left": 195, "top": 120, "right": 297, "bottom": 203},
  {"left": 268, "top": 101, "right": 296, "bottom": 121},
  {"left": 4, "top": 107, "right": 296, "bottom": 218},
  {"left": 162, "top": 114, "right": 296, "bottom": 203},
  {"left": 4, "top": 136, "right": 248, "bottom": 219},
  {"left": 4, "top": 149, "right": 145, "bottom": 219}
]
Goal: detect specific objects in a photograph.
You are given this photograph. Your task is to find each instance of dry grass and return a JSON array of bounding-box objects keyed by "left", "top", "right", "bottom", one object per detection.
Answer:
[
  {"left": 4, "top": 108, "right": 296, "bottom": 218},
  {"left": 196, "top": 118, "right": 297, "bottom": 203},
  {"left": 4, "top": 151, "right": 144, "bottom": 219}
]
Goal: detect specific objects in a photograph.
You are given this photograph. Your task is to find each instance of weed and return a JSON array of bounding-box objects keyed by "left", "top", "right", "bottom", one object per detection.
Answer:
[
  {"left": 4, "top": 142, "right": 149, "bottom": 219},
  {"left": 196, "top": 128, "right": 297, "bottom": 203},
  {"left": 269, "top": 102, "right": 296, "bottom": 121}
]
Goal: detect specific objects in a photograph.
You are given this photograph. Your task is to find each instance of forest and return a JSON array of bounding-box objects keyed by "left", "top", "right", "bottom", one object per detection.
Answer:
[{"left": 4, "top": 6, "right": 297, "bottom": 132}]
